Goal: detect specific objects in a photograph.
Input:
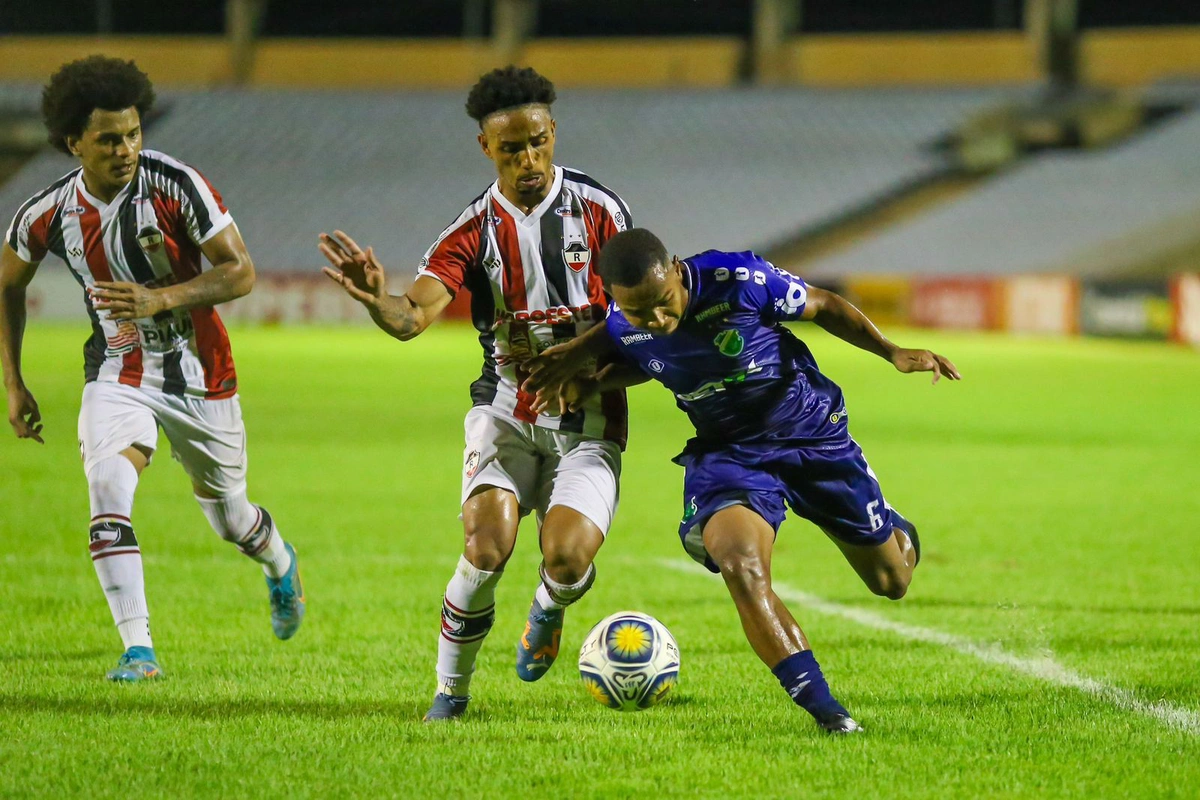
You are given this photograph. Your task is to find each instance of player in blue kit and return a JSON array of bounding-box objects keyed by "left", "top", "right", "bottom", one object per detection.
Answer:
[{"left": 524, "top": 228, "right": 959, "bottom": 733}]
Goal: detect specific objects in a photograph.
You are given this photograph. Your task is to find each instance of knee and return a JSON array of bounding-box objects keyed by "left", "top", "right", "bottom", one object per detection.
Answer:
[
  {"left": 541, "top": 540, "right": 592, "bottom": 585},
  {"left": 712, "top": 548, "right": 770, "bottom": 597},
  {"left": 867, "top": 570, "right": 910, "bottom": 601},
  {"left": 463, "top": 523, "right": 513, "bottom": 572}
]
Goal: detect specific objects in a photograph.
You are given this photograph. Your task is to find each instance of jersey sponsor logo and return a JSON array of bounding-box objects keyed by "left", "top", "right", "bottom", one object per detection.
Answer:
[
  {"left": 676, "top": 359, "right": 763, "bottom": 401},
  {"left": 554, "top": 205, "right": 575, "bottom": 217},
  {"left": 614, "top": 211, "right": 625, "bottom": 229},
  {"left": 484, "top": 215, "right": 502, "bottom": 227},
  {"left": 63, "top": 205, "right": 87, "bottom": 217},
  {"left": 829, "top": 410, "right": 846, "bottom": 424},
  {"left": 67, "top": 246, "right": 83, "bottom": 258},
  {"left": 693, "top": 302, "right": 730, "bottom": 323},
  {"left": 104, "top": 321, "right": 141, "bottom": 356},
  {"left": 649, "top": 359, "right": 665, "bottom": 373},
  {"left": 713, "top": 329, "right": 745, "bottom": 357},
  {"left": 563, "top": 240, "right": 591, "bottom": 273},
  {"left": 620, "top": 332, "right": 653, "bottom": 345},
  {"left": 493, "top": 302, "right": 597, "bottom": 327}
]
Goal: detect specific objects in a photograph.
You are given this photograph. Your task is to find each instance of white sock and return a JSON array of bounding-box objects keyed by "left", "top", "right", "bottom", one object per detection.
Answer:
[
  {"left": 535, "top": 583, "right": 563, "bottom": 611},
  {"left": 88, "top": 455, "right": 152, "bottom": 651},
  {"left": 196, "top": 492, "right": 292, "bottom": 579},
  {"left": 436, "top": 555, "right": 502, "bottom": 697}
]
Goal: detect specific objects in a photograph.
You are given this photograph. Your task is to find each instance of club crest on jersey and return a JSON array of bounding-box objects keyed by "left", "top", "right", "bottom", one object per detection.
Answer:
[
  {"left": 465, "top": 450, "right": 480, "bottom": 478},
  {"left": 563, "top": 241, "right": 591, "bottom": 272},
  {"left": 136, "top": 225, "right": 164, "bottom": 254},
  {"left": 713, "top": 329, "right": 745, "bottom": 357},
  {"left": 104, "top": 321, "right": 141, "bottom": 356}
]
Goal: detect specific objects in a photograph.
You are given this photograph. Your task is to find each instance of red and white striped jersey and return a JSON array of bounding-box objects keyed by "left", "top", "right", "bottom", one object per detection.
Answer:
[
  {"left": 5, "top": 149, "right": 238, "bottom": 399},
  {"left": 418, "top": 166, "right": 631, "bottom": 446}
]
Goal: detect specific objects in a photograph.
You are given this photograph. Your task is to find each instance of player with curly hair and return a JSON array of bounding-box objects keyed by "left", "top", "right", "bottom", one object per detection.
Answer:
[
  {"left": 320, "top": 65, "right": 633, "bottom": 721},
  {"left": 1, "top": 56, "right": 306, "bottom": 682}
]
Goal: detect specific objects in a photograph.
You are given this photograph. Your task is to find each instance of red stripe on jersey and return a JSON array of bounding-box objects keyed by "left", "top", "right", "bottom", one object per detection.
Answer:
[
  {"left": 24, "top": 205, "right": 58, "bottom": 262},
  {"left": 191, "top": 307, "right": 237, "bottom": 399},
  {"left": 193, "top": 169, "right": 229, "bottom": 214},
  {"left": 423, "top": 211, "right": 484, "bottom": 295},
  {"left": 79, "top": 193, "right": 144, "bottom": 387},
  {"left": 491, "top": 206, "right": 539, "bottom": 422}
]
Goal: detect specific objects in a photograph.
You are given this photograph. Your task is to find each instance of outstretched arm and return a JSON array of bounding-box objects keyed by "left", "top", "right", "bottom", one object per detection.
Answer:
[
  {"left": 89, "top": 224, "right": 255, "bottom": 319},
  {"left": 802, "top": 286, "right": 961, "bottom": 383},
  {"left": 1, "top": 243, "right": 43, "bottom": 442},
  {"left": 521, "top": 321, "right": 616, "bottom": 396},
  {"left": 320, "top": 230, "right": 452, "bottom": 341},
  {"left": 532, "top": 359, "right": 651, "bottom": 416}
]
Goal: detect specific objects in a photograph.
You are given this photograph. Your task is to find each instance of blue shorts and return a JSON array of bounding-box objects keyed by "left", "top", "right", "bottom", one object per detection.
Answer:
[{"left": 676, "top": 437, "right": 900, "bottom": 573}]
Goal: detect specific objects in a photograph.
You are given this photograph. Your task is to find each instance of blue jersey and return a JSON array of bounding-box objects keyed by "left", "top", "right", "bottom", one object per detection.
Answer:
[{"left": 606, "top": 250, "right": 847, "bottom": 449}]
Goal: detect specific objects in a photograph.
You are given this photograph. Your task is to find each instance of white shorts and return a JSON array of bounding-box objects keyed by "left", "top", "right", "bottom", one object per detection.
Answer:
[
  {"left": 78, "top": 381, "right": 248, "bottom": 496},
  {"left": 461, "top": 405, "right": 621, "bottom": 535}
]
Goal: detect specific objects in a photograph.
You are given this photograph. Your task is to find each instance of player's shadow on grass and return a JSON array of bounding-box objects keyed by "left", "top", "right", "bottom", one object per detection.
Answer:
[
  {"left": 0, "top": 694, "right": 428, "bottom": 721},
  {"left": 903, "top": 597, "right": 1200, "bottom": 616}
]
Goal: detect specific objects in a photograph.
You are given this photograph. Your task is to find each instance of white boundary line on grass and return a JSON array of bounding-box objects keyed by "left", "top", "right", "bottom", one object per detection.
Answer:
[{"left": 660, "top": 559, "right": 1200, "bottom": 736}]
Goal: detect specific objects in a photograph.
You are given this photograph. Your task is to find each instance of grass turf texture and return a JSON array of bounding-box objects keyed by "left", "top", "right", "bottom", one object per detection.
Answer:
[{"left": 2, "top": 322, "right": 1198, "bottom": 798}]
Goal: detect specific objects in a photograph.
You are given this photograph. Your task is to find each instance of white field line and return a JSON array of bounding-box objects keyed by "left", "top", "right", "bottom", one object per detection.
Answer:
[{"left": 659, "top": 558, "right": 1200, "bottom": 736}]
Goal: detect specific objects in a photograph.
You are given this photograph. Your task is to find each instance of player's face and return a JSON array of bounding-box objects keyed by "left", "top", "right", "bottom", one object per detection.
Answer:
[
  {"left": 612, "top": 258, "right": 689, "bottom": 336},
  {"left": 478, "top": 105, "right": 556, "bottom": 208},
  {"left": 66, "top": 107, "right": 142, "bottom": 200}
]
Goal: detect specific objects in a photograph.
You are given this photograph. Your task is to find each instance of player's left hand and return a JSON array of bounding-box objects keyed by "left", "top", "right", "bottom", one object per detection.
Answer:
[
  {"left": 891, "top": 348, "right": 961, "bottom": 384},
  {"left": 90, "top": 281, "right": 165, "bottom": 320},
  {"left": 522, "top": 341, "right": 587, "bottom": 395}
]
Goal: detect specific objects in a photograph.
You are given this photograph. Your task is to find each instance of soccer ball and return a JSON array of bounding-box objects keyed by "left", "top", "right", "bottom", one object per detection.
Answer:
[{"left": 578, "top": 611, "right": 680, "bottom": 711}]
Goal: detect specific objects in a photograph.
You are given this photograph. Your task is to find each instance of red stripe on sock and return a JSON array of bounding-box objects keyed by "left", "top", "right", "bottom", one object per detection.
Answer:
[{"left": 92, "top": 548, "right": 141, "bottom": 561}]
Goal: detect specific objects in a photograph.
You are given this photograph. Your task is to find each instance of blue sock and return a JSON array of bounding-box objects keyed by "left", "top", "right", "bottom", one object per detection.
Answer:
[{"left": 772, "top": 650, "right": 848, "bottom": 719}]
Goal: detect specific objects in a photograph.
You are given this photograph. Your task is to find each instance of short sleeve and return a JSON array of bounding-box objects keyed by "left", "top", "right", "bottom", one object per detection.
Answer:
[
  {"left": 6, "top": 202, "right": 53, "bottom": 264},
  {"left": 417, "top": 216, "right": 481, "bottom": 296},
  {"left": 172, "top": 164, "right": 234, "bottom": 246},
  {"left": 754, "top": 261, "right": 809, "bottom": 324}
]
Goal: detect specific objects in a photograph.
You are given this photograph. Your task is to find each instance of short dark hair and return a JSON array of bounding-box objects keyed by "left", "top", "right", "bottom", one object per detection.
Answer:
[
  {"left": 597, "top": 229, "right": 670, "bottom": 290},
  {"left": 465, "top": 65, "right": 556, "bottom": 127},
  {"left": 42, "top": 56, "right": 156, "bottom": 155}
]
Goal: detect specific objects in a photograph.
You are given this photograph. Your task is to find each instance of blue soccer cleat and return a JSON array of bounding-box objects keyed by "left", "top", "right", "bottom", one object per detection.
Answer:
[
  {"left": 266, "top": 542, "right": 305, "bottom": 640},
  {"left": 106, "top": 646, "right": 162, "bottom": 682},
  {"left": 423, "top": 693, "right": 469, "bottom": 722},
  {"left": 515, "top": 598, "right": 564, "bottom": 682}
]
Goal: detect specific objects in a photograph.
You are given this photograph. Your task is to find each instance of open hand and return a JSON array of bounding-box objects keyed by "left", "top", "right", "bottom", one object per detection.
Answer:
[
  {"left": 90, "top": 282, "right": 164, "bottom": 320},
  {"left": 891, "top": 348, "right": 961, "bottom": 384},
  {"left": 7, "top": 384, "right": 43, "bottom": 443},
  {"left": 521, "top": 341, "right": 587, "bottom": 396},
  {"left": 319, "top": 230, "right": 387, "bottom": 306},
  {"left": 531, "top": 376, "right": 599, "bottom": 416}
]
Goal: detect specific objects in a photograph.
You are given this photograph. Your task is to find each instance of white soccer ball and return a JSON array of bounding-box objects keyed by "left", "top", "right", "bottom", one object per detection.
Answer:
[{"left": 578, "top": 611, "right": 680, "bottom": 711}]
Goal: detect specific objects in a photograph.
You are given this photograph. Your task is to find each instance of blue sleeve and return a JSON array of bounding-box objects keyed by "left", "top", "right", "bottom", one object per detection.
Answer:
[{"left": 728, "top": 254, "right": 808, "bottom": 323}]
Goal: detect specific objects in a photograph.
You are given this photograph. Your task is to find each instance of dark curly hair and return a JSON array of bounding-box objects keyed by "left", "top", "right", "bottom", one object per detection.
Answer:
[
  {"left": 465, "top": 65, "right": 556, "bottom": 127},
  {"left": 42, "top": 56, "right": 156, "bottom": 155},
  {"left": 598, "top": 229, "right": 670, "bottom": 290}
]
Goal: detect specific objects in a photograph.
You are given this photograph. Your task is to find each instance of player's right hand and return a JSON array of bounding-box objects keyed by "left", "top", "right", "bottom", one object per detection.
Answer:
[
  {"left": 6, "top": 384, "right": 43, "bottom": 443},
  {"left": 319, "top": 230, "right": 387, "bottom": 306}
]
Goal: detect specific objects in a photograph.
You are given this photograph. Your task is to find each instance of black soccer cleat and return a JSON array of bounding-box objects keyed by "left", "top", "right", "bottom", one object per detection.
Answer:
[{"left": 814, "top": 710, "right": 863, "bottom": 734}]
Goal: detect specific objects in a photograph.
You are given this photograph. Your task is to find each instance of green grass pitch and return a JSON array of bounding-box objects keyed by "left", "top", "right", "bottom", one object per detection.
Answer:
[{"left": 2, "top": 322, "right": 1198, "bottom": 798}]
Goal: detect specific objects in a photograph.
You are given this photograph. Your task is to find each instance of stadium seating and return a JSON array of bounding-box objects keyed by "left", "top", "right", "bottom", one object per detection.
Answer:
[{"left": 0, "top": 86, "right": 1010, "bottom": 272}]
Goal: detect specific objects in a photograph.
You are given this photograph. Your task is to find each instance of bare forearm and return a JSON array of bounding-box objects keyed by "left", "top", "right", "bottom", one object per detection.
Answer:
[
  {"left": 155, "top": 261, "right": 253, "bottom": 313},
  {"left": 0, "top": 285, "right": 27, "bottom": 388},
  {"left": 367, "top": 293, "right": 426, "bottom": 341},
  {"left": 594, "top": 361, "right": 652, "bottom": 392},
  {"left": 812, "top": 293, "right": 897, "bottom": 362}
]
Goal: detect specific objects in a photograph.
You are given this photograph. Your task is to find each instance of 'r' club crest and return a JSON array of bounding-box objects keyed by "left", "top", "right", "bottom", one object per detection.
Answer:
[{"left": 136, "top": 225, "right": 164, "bottom": 254}]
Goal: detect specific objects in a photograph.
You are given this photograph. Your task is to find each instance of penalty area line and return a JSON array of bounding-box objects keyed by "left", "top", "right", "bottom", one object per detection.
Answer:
[{"left": 660, "top": 559, "right": 1200, "bottom": 736}]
